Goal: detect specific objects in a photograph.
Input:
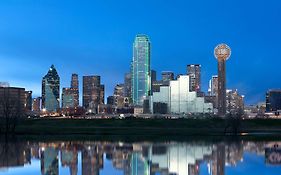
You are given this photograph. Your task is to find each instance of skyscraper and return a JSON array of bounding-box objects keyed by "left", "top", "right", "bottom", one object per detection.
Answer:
[
  {"left": 83, "top": 75, "right": 101, "bottom": 112},
  {"left": 161, "top": 71, "right": 174, "bottom": 82},
  {"left": 24, "top": 91, "right": 32, "bottom": 111},
  {"left": 71, "top": 73, "right": 79, "bottom": 107},
  {"left": 226, "top": 89, "right": 244, "bottom": 114},
  {"left": 214, "top": 44, "right": 231, "bottom": 117},
  {"left": 124, "top": 72, "right": 132, "bottom": 98},
  {"left": 42, "top": 65, "right": 60, "bottom": 112},
  {"left": 187, "top": 64, "right": 201, "bottom": 92},
  {"left": 151, "top": 70, "right": 157, "bottom": 83},
  {"left": 100, "top": 84, "right": 105, "bottom": 104},
  {"left": 209, "top": 75, "right": 218, "bottom": 97},
  {"left": 266, "top": 89, "right": 281, "bottom": 112},
  {"left": 32, "top": 97, "right": 41, "bottom": 112},
  {"left": 62, "top": 88, "right": 75, "bottom": 108},
  {"left": 131, "top": 34, "right": 151, "bottom": 105}
]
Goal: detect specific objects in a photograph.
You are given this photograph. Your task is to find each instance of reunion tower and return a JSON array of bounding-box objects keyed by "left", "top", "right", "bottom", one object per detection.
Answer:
[{"left": 214, "top": 44, "right": 231, "bottom": 117}]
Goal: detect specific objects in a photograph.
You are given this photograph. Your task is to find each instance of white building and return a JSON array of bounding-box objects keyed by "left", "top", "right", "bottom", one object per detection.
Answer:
[{"left": 151, "top": 75, "right": 213, "bottom": 114}]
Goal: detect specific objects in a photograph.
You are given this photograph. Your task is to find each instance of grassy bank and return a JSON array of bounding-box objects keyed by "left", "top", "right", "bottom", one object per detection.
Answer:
[{"left": 3, "top": 118, "right": 281, "bottom": 136}]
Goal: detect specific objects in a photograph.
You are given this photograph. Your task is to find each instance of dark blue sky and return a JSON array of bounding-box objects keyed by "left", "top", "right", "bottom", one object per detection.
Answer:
[{"left": 0, "top": 0, "right": 281, "bottom": 104}]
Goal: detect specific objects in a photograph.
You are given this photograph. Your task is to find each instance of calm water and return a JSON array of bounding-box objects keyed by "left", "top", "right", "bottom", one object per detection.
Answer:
[{"left": 0, "top": 139, "right": 281, "bottom": 175}]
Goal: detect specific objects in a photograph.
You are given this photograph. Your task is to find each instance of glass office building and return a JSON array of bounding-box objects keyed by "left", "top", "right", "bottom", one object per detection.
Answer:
[
  {"left": 132, "top": 34, "right": 151, "bottom": 105},
  {"left": 42, "top": 65, "right": 60, "bottom": 112}
]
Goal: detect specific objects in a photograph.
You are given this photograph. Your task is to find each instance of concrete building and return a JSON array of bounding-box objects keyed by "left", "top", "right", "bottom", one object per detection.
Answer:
[
  {"left": 209, "top": 75, "right": 218, "bottom": 97},
  {"left": 83, "top": 75, "right": 102, "bottom": 113},
  {"left": 124, "top": 72, "right": 132, "bottom": 99},
  {"left": 107, "top": 96, "right": 114, "bottom": 106},
  {"left": 150, "top": 75, "right": 213, "bottom": 114},
  {"left": 161, "top": 71, "right": 174, "bottom": 83},
  {"left": 100, "top": 84, "right": 105, "bottom": 104},
  {"left": 32, "top": 97, "right": 41, "bottom": 112},
  {"left": 0, "top": 87, "right": 26, "bottom": 117},
  {"left": 131, "top": 34, "right": 151, "bottom": 105},
  {"left": 187, "top": 64, "right": 201, "bottom": 92},
  {"left": 226, "top": 89, "right": 244, "bottom": 115},
  {"left": 114, "top": 84, "right": 125, "bottom": 108},
  {"left": 266, "top": 89, "right": 281, "bottom": 112},
  {"left": 24, "top": 91, "right": 32, "bottom": 112},
  {"left": 62, "top": 88, "right": 76, "bottom": 108},
  {"left": 70, "top": 74, "right": 79, "bottom": 107}
]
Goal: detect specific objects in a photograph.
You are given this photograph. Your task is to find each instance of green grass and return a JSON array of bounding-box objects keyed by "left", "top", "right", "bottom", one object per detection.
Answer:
[{"left": 2, "top": 118, "right": 279, "bottom": 136}]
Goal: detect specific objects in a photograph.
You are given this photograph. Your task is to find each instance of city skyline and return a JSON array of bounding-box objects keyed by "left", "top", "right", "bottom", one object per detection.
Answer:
[{"left": 1, "top": 1, "right": 281, "bottom": 105}]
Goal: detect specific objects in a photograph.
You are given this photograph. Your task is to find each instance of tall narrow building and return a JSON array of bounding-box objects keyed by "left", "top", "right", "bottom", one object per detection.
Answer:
[
  {"left": 100, "top": 84, "right": 105, "bottom": 104},
  {"left": 42, "top": 65, "right": 60, "bottom": 112},
  {"left": 124, "top": 72, "right": 132, "bottom": 98},
  {"left": 71, "top": 73, "right": 79, "bottom": 107},
  {"left": 131, "top": 34, "right": 151, "bottom": 105},
  {"left": 187, "top": 64, "right": 201, "bottom": 92},
  {"left": 214, "top": 44, "right": 231, "bottom": 117},
  {"left": 83, "top": 76, "right": 101, "bottom": 112}
]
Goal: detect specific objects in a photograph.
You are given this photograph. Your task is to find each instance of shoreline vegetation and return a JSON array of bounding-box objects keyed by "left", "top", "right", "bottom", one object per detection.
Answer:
[{"left": 1, "top": 118, "right": 281, "bottom": 137}]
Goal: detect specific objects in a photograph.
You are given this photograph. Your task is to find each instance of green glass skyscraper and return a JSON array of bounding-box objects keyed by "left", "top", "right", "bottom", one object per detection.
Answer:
[
  {"left": 132, "top": 34, "right": 151, "bottom": 105},
  {"left": 42, "top": 65, "right": 60, "bottom": 112}
]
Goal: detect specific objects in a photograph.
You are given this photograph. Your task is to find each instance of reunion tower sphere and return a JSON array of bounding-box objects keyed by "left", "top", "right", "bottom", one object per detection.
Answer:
[{"left": 214, "top": 43, "right": 231, "bottom": 61}]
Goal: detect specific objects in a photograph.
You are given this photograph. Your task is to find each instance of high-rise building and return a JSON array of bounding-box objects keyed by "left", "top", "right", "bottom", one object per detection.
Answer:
[
  {"left": 209, "top": 75, "right": 218, "bottom": 97},
  {"left": 100, "top": 84, "right": 105, "bottom": 104},
  {"left": 0, "top": 87, "right": 26, "bottom": 117},
  {"left": 114, "top": 84, "right": 125, "bottom": 108},
  {"left": 187, "top": 64, "right": 201, "bottom": 92},
  {"left": 42, "top": 65, "right": 60, "bottom": 112},
  {"left": 62, "top": 88, "right": 75, "bottom": 108},
  {"left": 124, "top": 72, "right": 132, "bottom": 98},
  {"left": 266, "top": 89, "right": 281, "bottom": 112},
  {"left": 70, "top": 74, "right": 79, "bottom": 107},
  {"left": 161, "top": 71, "right": 174, "bottom": 83},
  {"left": 83, "top": 76, "right": 101, "bottom": 112},
  {"left": 131, "top": 34, "right": 151, "bottom": 105},
  {"left": 32, "top": 97, "right": 41, "bottom": 112},
  {"left": 24, "top": 91, "right": 32, "bottom": 111},
  {"left": 226, "top": 89, "right": 244, "bottom": 114},
  {"left": 214, "top": 44, "right": 231, "bottom": 117},
  {"left": 107, "top": 96, "right": 114, "bottom": 106},
  {"left": 151, "top": 70, "right": 157, "bottom": 83}
]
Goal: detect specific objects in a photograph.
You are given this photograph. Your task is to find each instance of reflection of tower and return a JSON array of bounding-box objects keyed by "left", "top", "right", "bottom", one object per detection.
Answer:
[
  {"left": 61, "top": 149, "right": 78, "bottom": 175},
  {"left": 131, "top": 153, "right": 150, "bottom": 175},
  {"left": 41, "top": 147, "right": 59, "bottom": 175},
  {"left": 212, "top": 143, "right": 225, "bottom": 175},
  {"left": 82, "top": 147, "right": 103, "bottom": 175},
  {"left": 214, "top": 44, "right": 231, "bottom": 117}
]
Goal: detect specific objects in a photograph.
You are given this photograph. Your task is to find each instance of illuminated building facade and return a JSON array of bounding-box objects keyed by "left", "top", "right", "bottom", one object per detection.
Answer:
[
  {"left": 42, "top": 65, "right": 60, "bottom": 112},
  {"left": 0, "top": 87, "right": 26, "bottom": 117},
  {"left": 150, "top": 75, "right": 213, "bottom": 114},
  {"left": 214, "top": 44, "right": 231, "bottom": 117},
  {"left": 83, "top": 75, "right": 103, "bottom": 113},
  {"left": 132, "top": 34, "right": 151, "bottom": 105},
  {"left": 266, "top": 89, "right": 281, "bottom": 112},
  {"left": 70, "top": 73, "right": 79, "bottom": 107},
  {"left": 187, "top": 64, "right": 201, "bottom": 92}
]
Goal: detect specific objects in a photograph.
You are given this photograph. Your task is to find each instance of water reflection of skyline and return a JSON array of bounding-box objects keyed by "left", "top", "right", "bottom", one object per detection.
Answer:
[{"left": 0, "top": 140, "right": 278, "bottom": 175}]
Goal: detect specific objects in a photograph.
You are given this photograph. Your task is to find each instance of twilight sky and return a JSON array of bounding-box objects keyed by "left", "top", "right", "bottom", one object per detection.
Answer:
[{"left": 0, "top": 0, "right": 281, "bottom": 104}]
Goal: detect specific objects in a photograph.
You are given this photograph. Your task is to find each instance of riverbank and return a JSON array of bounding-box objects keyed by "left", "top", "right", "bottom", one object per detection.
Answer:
[{"left": 2, "top": 118, "right": 280, "bottom": 137}]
